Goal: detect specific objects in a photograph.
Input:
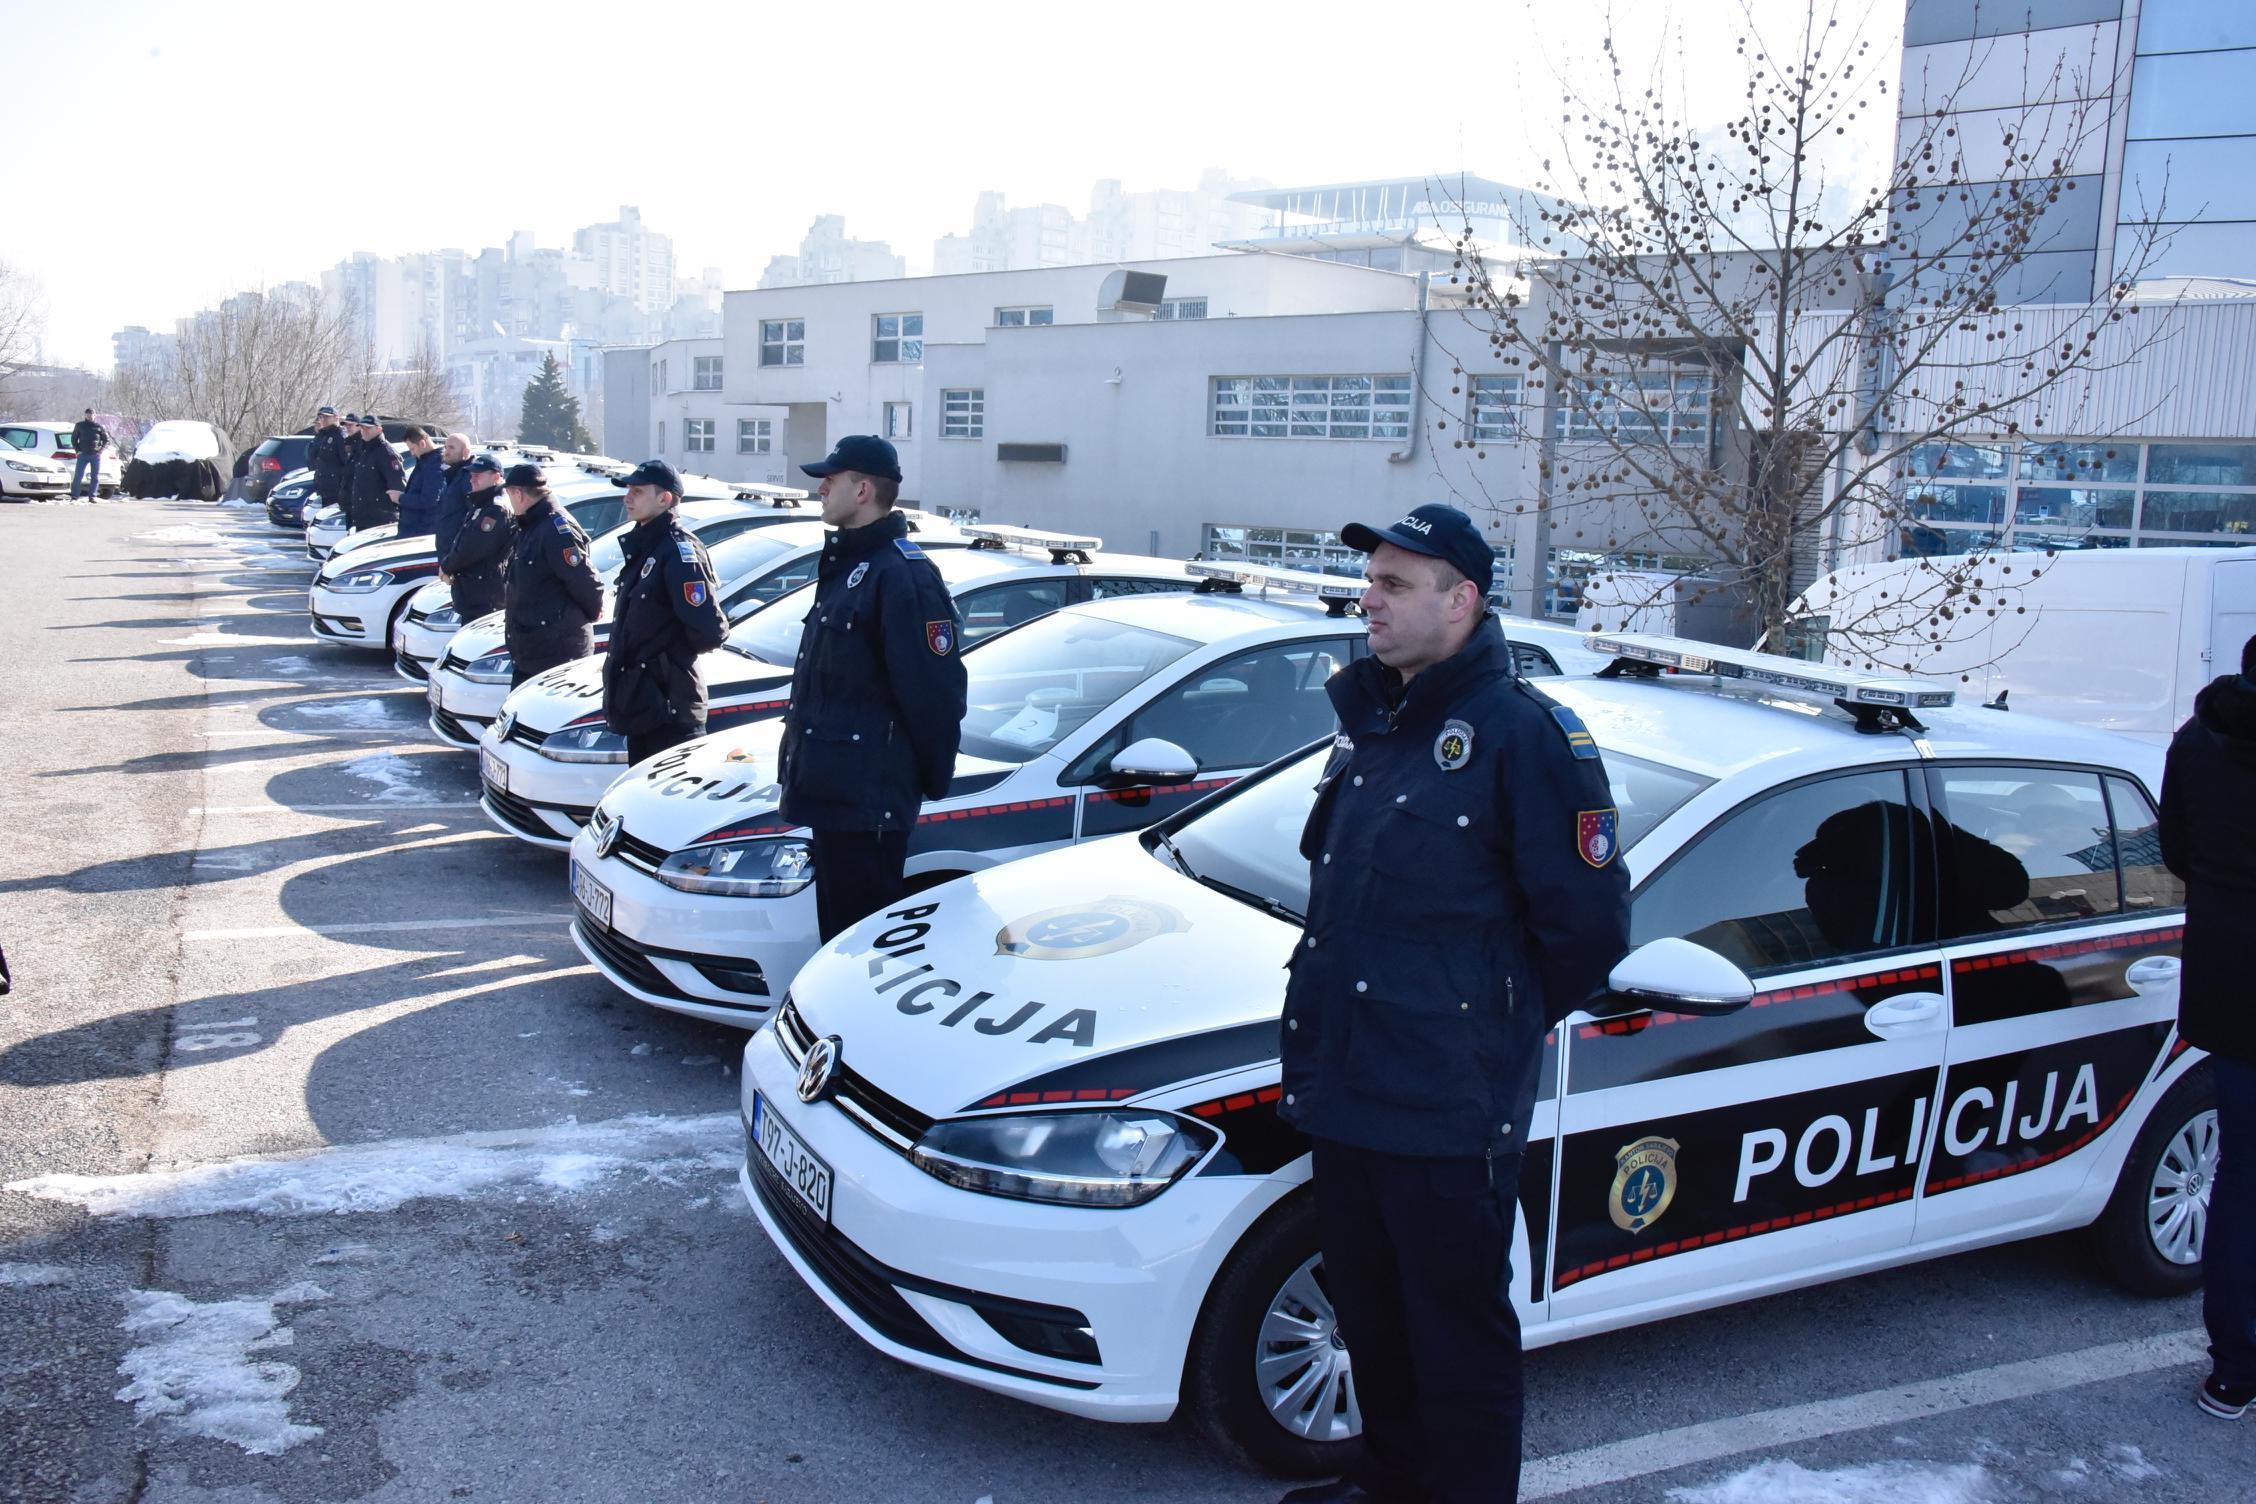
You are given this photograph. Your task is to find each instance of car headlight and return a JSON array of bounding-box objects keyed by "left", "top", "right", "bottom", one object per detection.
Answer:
[
  {"left": 276, "top": 485, "right": 308, "bottom": 501},
  {"left": 6, "top": 459, "right": 49, "bottom": 473},
  {"left": 653, "top": 838, "right": 811, "bottom": 897},
  {"left": 910, "top": 1111, "right": 1216, "bottom": 1207},
  {"left": 459, "top": 650, "right": 515, "bottom": 684},
  {"left": 539, "top": 724, "right": 627, "bottom": 763},
  {"left": 419, "top": 604, "right": 461, "bottom": 628},
  {"left": 325, "top": 569, "right": 393, "bottom": 593}
]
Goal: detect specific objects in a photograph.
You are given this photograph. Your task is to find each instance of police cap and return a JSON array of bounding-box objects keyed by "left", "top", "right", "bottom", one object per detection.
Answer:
[
  {"left": 466, "top": 454, "right": 504, "bottom": 475},
  {"left": 800, "top": 434, "right": 902, "bottom": 484},
  {"left": 1342, "top": 503, "right": 1495, "bottom": 591},
  {"left": 619, "top": 459, "right": 683, "bottom": 495},
  {"left": 502, "top": 463, "right": 547, "bottom": 488}
]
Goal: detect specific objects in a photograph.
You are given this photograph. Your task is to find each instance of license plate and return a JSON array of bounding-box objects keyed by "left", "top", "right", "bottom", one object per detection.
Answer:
[
  {"left": 481, "top": 744, "right": 508, "bottom": 793},
  {"left": 570, "top": 859, "right": 613, "bottom": 928},
  {"left": 752, "top": 1091, "right": 833, "bottom": 1223}
]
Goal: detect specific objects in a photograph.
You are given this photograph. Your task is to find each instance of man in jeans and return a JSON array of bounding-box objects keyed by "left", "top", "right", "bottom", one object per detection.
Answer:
[
  {"left": 69, "top": 409, "right": 110, "bottom": 500},
  {"left": 2160, "top": 632, "right": 2256, "bottom": 1420}
]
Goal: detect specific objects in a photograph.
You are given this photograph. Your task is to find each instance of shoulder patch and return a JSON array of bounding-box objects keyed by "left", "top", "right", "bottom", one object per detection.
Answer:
[
  {"left": 926, "top": 619, "right": 955, "bottom": 656},
  {"left": 684, "top": 580, "right": 709, "bottom": 608},
  {"left": 1549, "top": 703, "right": 1599, "bottom": 760},
  {"left": 676, "top": 538, "right": 698, "bottom": 563},
  {"left": 551, "top": 514, "right": 571, "bottom": 532},
  {"left": 562, "top": 547, "right": 581, "bottom": 567},
  {"left": 478, "top": 515, "right": 495, "bottom": 531},
  {"left": 1577, "top": 808, "right": 1619, "bottom": 867},
  {"left": 895, "top": 538, "right": 925, "bottom": 560}
]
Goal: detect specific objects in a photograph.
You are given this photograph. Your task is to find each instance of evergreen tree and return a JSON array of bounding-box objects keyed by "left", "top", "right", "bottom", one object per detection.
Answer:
[{"left": 517, "top": 353, "right": 595, "bottom": 451}]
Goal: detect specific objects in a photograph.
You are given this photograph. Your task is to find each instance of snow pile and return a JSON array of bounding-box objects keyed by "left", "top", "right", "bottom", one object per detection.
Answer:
[
  {"left": 115, "top": 1283, "right": 326, "bottom": 1455},
  {"left": 137, "top": 524, "right": 236, "bottom": 546},
  {"left": 1668, "top": 1461, "right": 2000, "bottom": 1504},
  {"left": 8, "top": 1112, "right": 741, "bottom": 1219},
  {"left": 133, "top": 421, "right": 222, "bottom": 464},
  {"left": 344, "top": 754, "right": 422, "bottom": 802},
  {"left": 266, "top": 656, "right": 314, "bottom": 676},
  {"left": 0, "top": 1262, "right": 72, "bottom": 1288},
  {"left": 295, "top": 697, "right": 404, "bottom": 728}
]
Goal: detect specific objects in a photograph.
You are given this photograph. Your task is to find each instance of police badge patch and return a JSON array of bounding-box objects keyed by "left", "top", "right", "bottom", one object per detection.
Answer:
[
  {"left": 478, "top": 515, "right": 495, "bottom": 531},
  {"left": 926, "top": 620, "right": 954, "bottom": 656},
  {"left": 1577, "top": 807, "right": 1619, "bottom": 867},
  {"left": 1435, "top": 718, "right": 1475, "bottom": 771},
  {"left": 638, "top": 557, "right": 655, "bottom": 580},
  {"left": 562, "top": 547, "right": 580, "bottom": 566},
  {"left": 1609, "top": 1136, "right": 1679, "bottom": 1233},
  {"left": 683, "top": 581, "right": 709, "bottom": 607},
  {"left": 847, "top": 562, "right": 868, "bottom": 588}
]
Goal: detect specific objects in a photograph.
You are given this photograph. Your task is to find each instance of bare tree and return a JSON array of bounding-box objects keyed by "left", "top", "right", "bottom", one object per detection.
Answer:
[
  {"left": 116, "top": 288, "right": 363, "bottom": 454},
  {"left": 353, "top": 334, "right": 465, "bottom": 431},
  {"left": 1436, "top": 0, "right": 2171, "bottom": 671},
  {"left": 0, "top": 261, "right": 47, "bottom": 405}
]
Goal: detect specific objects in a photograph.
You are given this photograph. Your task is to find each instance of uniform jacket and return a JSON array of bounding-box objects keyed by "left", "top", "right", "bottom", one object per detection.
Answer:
[
  {"left": 70, "top": 418, "right": 110, "bottom": 452},
  {"left": 602, "top": 512, "right": 730, "bottom": 736},
  {"left": 439, "top": 488, "right": 511, "bottom": 620},
  {"left": 778, "top": 510, "right": 967, "bottom": 833},
  {"left": 502, "top": 496, "right": 603, "bottom": 668},
  {"left": 308, "top": 426, "right": 350, "bottom": 502},
  {"left": 432, "top": 459, "right": 473, "bottom": 559},
  {"left": 347, "top": 440, "right": 405, "bottom": 528},
  {"left": 1279, "top": 619, "right": 1633, "bottom": 1158},
  {"left": 2160, "top": 671, "right": 2256, "bottom": 1064},
  {"left": 396, "top": 448, "right": 446, "bottom": 538}
]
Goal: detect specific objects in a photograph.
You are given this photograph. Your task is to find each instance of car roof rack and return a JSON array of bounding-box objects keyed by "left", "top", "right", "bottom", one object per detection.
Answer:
[
  {"left": 1589, "top": 632, "right": 1953, "bottom": 734},
  {"left": 1186, "top": 560, "right": 1363, "bottom": 617},
  {"left": 961, "top": 523, "right": 1103, "bottom": 564}
]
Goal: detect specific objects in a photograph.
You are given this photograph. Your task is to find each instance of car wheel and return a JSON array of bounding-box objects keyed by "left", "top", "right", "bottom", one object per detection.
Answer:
[
  {"left": 1185, "top": 1192, "right": 1359, "bottom": 1479},
  {"left": 2092, "top": 1060, "right": 2215, "bottom": 1296}
]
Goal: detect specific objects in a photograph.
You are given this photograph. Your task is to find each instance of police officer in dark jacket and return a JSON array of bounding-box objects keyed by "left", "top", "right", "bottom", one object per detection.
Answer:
[
  {"left": 778, "top": 435, "right": 967, "bottom": 941},
  {"left": 395, "top": 427, "right": 446, "bottom": 538},
  {"left": 68, "top": 408, "right": 111, "bottom": 500},
  {"left": 601, "top": 460, "right": 730, "bottom": 764},
  {"left": 308, "top": 407, "right": 350, "bottom": 512},
  {"left": 2160, "top": 633, "right": 2256, "bottom": 1421},
  {"left": 1278, "top": 504, "right": 1631, "bottom": 1504},
  {"left": 437, "top": 455, "right": 510, "bottom": 621},
  {"left": 499, "top": 463, "right": 602, "bottom": 685},
  {"left": 432, "top": 434, "right": 475, "bottom": 559},
  {"left": 346, "top": 414, "right": 404, "bottom": 531}
]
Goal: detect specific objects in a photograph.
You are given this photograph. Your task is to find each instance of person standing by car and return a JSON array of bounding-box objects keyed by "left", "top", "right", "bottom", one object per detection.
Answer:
[
  {"left": 778, "top": 435, "right": 966, "bottom": 941},
  {"left": 395, "top": 427, "right": 446, "bottom": 539},
  {"left": 1276, "top": 504, "right": 1631, "bottom": 1504},
  {"left": 68, "top": 409, "right": 110, "bottom": 500},
  {"left": 437, "top": 454, "right": 510, "bottom": 621},
  {"left": 346, "top": 414, "right": 404, "bottom": 532},
  {"left": 2160, "top": 632, "right": 2256, "bottom": 1422},
  {"left": 601, "top": 460, "right": 729, "bottom": 765},
  {"left": 499, "top": 462, "right": 601, "bottom": 686},
  {"left": 431, "top": 433, "right": 475, "bottom": 560},
  {"left": 308, "top": 407, "right": 351, "bottom": 513}
]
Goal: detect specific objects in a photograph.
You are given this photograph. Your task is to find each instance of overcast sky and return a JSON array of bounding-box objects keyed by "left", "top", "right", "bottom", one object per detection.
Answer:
[{"left": 15, "top": 0, "right": 1899, "bottom": 370}]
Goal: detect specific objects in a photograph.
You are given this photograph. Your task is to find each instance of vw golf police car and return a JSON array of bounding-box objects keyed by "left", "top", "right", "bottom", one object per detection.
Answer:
[
  {"left": 478, "top": 526, "right": 1199, "bottom": 848},
  {"left": 737, "top": 633, "right": 2207, "bottom": 1476}
]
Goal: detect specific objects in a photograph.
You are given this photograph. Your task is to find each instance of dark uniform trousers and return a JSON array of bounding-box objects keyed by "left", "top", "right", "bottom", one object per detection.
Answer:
[
  {"left": 1313, "top": 1139, "right": 1524, "bottom": 1504},
  {"left": 627, "top": 723, "right": 701, "bottom": 768},
  {"left": 509, "top": 643, "right": 582, "bottom": 688},
  {"left": 809, "top": 829, "right": 913, "bottom": 943}
]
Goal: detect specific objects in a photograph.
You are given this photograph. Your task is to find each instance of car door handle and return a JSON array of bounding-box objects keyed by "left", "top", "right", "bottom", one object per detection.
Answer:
[
  {"left": 2126, "top": 956, "right": 2182, "bottom": 991},
  {"left": 1864, "top": 991, "right": 1946, "bottom": 1038}
]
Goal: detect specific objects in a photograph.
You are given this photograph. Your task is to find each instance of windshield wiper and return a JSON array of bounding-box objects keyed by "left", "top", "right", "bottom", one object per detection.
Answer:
[
  {"left": 1154, "top": 830, "right": 1197, "bottom": 880},
  {"left": 1195, "top": 873, "right": 1305, "bottom": 927}
]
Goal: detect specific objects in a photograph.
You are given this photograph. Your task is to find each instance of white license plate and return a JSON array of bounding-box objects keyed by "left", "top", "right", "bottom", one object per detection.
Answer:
[
  {"left": 427, "top": 675, "right": 443, "bottom": 713},
  {"left": 753, "top": 1091, "right": 833, "bottom": 1223},
  {"left": 570, "top": 859, "right": 613, "bottom": 928},
  {"left": 481, "top": 744, "right": 508, "bottom": 793}
]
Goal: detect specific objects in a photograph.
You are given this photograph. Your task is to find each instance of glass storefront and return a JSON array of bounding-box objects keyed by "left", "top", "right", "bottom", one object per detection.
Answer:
[{"left": 1899, "top": 439, "right": 2256, "bottom": 555}]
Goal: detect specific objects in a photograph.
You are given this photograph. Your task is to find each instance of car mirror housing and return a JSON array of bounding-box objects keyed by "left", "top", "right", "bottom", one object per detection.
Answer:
[
  {"left": 1602, "top": 937, "right": 1755, "bottom": 1017},
  {"left": 1101, "top": 737, "right": 1199, "bottom": 789}
]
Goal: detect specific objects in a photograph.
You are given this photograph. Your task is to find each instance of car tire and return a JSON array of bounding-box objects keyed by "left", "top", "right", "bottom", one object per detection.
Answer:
[
  {"left": 1185, "top": 1190, "right": 1360, "bottom": 1480},
  {"left": 2092, "top": 1059, "right": 2215, "bottom": 1296}
]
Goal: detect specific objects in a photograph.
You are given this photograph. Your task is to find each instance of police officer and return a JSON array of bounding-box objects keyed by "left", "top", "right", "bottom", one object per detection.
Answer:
[
  {"left": 346, "top": 414, "right": 404, "bottom": 532},
  {"left": 602, "top": 459, "right": 729, "bottom": 764},
  {"left": 778, "top": 435, "right": 966, "bottom": 941},
  {"left": 432, "top": 433, "right": 475, "bottom": 560},
  {"left": 437, "top": 454, "right": 510, "bottom": 621},
  {"left": 395, "top": 426, "right": 446, "bottom": 538},
  {"left": 1277, "top": 504, "right": 1631, "bottom": 1504},
  {"left": 499, "top": 462, "right": 602, "bottom": 685},
  {"left": 308, "top": 406, "right": 350, "bottom": 515}
]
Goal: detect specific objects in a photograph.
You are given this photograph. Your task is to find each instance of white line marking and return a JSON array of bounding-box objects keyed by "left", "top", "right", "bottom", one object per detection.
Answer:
[
  {"left": 189, "top": 802, "right": 481, "bottom": 815},
  {"left": 199, "top": 729, "right": 422, "bottom": 740},
  {"left": 182, "top": 915, "right": 570, "bottom": 942},
  {"left": 1520, "top": 1326, "right": 2207, "bottom": 1498}
]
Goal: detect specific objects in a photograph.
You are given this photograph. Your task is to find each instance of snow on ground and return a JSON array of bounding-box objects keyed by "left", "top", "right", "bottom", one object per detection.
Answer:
[
  {"left": 0, "top": 1262, "right": 72, "bottom": 1288},
  {"left": 115, "top": 1283, "right": 327, "bottom": 1455},
  {"left": 7, "top": 1112, "right": 740, "bottom": 1219},
  {"left": 135, "top": 524, "right": 237, "bottom": 545},
  {"left": 344, "top": 753, "right": 422, "bottom": 802},
  {"left": 266, "top": 655, "right": 314, "bottom": 675},
  {"left": 293, "top": 697, "right": 405, "bottom": 728},
  {"left": 1667, "top": 1460, "right": 2001, "bottom": 1504}
]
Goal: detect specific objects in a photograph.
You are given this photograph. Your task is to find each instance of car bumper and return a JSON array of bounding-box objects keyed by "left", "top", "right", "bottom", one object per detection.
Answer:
[
  {"left": 739, "top": 1027, "right": 1264, "bottom": 1423},
  {"left": 426, "top": 669, "right": 504, "bottom": 748},
  {"left": 3, "top": 475, "right": 71, "bottom": 496},
  {"left": 478, "top": 736, "right": 609, "bottom": 847},
  {"left": 393, "top": 618, "right": 455, "bottom": 683},
  {"left": 307, "top": 582, "right": 408, "bottom": 647}
]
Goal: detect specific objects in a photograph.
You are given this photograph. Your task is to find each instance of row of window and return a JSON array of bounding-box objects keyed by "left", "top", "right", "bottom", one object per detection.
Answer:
[
  {"left": 661, "top": 418, "right": 771, "bottom": 456},
  {"left": 752, "top": 300, "right": 1207, "bottom": 368},
  {"left": 1210, "top": 375, "right": 1416, "bottom": 441},
  {"left": 1469, "top": 371, "right": 1717, "bottom": 449},
  {"left": 1902, "top": 439, "right": 2256, "bottom": 553},
  {"left": 652, "top": 355, "right": 727, "bottom": 391}
]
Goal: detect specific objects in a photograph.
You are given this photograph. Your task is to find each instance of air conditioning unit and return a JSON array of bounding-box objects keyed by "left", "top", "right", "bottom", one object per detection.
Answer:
[
  {"left": 996, "top": 442, "right": 1067, "bottom": 463},
  {"left": 1097, "top": 270, "right": 1166, "bottom": 316}
]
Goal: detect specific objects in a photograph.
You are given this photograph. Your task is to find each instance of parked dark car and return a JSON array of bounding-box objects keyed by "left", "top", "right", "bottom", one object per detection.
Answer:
[{"left": 245, "top": 434, "right": 316, "bottom": 506}]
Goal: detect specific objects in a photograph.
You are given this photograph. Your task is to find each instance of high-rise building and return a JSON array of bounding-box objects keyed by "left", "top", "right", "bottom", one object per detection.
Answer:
[
  {"left": 573, "top": 205, "right": 677, "bottom": 316},
  {"left": 758, "top": 217, "right": 907, "bottom": 288},
  {"left": 928, "top": 174, "right": 1274, "bottom": 276}
]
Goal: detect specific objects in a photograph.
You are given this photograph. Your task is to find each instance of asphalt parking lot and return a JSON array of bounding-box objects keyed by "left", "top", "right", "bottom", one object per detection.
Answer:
[{"left": 1, "top": 499, "right": 2248, "bottom": 1504}]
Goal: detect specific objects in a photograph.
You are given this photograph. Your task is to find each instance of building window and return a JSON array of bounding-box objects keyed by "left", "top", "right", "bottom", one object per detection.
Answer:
[
  {"left": 760, "top": 319, "right": 804, "bottom": 367},
  {"left": 693, "top": 355, "right": 723, "bottom": 390},
  {"left": 1154, "top": 297, "right": 1209, "bottom": 320},
  {"left": 737, "top": 419, "right": 772, "bottom": 455},
  {"left": 656, "top": 421, "right": 665, "bottom": 454},
  {"left": 683, "top": 419, "right": 715, "bottom": 454},
  {"left": 885, "top": 401, "right": 913, "bottom": 440},
  {"left": 1469, "top": 375, "right": 1524, "bottom": 443},
  {"left": 941, "top": 389, "right": 984, "bottom": 439},
  {"left": 873, "top": 313, "right": 924, "bottom": 364},
  {"left": 1550, "top": 370, "right": 1714, "bottom": 448},
  {"left": 657, "top": 358, "right": 669, "bottom": 392},
  {"left": 1209, "top": 375, "right": 1413, "bottom": 441},
  {"left": 994, "top": 306, "right": 1054, "bottom": 327},
  {"left": 1899, "top": 438, "right": 2256, "bottom": 556},
  {"left": 1203, "top": 524, "right": 1369, "bottom": 579}
]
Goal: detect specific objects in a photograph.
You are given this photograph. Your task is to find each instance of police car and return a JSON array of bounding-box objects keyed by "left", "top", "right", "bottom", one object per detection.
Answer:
[
  {"left": 564, "top": 562, "right": 1598, "bottom": 1024},
  {"left": 736, "top": 632, "right": 2206, "bottom": 1475},
  {"left": 478, "top": 526, "right": 1200, "bottom": 848}
]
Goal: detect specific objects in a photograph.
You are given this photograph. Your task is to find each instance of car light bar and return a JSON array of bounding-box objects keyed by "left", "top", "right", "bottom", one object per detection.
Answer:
[
  {"left": 1589, "top": 633, "right": 1954, "bottom": 710},
  {"left": 1185, "top": 560, "right": 1364, "bottom": 602},
  {"left": 733, "top": 483, "right": 810, "bottom": 504},
  {"left": 962, "top": 523, "right": 1105, "bottom": 554}
]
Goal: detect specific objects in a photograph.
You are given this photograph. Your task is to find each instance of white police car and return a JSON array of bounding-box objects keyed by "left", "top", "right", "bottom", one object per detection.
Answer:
[
  {"left": 479, "top": 527, "right": 1198, "bottom": 848},
  {"left": 737, "top": 633, "right": 2205, "bottom": 1475}
]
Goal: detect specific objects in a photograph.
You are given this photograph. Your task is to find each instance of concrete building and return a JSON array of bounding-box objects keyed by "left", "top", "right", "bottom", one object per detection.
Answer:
[
  {"left": 929, "top": 173, "right": 1273, "bottom": 275},
  {"left": 110, "top": 325, "right": 172, "bottom": 376},
  {"left": 602, "top": 337, "right": 790, "bottom": 486},
  {"left": 758, "top": 217, "right": 907, "bottom": 289},
  {"left": 573, "top": 206, "right": 676, "bottom": 316}
]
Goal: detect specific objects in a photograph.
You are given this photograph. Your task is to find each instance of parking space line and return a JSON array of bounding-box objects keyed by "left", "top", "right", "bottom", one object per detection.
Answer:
[
  {"left": 190, "top": 802, "right": 482, "bottom": 816},
  {"left": 1521, "top": 1326, "right": 2206, "bottom": 1498},
  {"left": 183, "top": 915, "right": 572, "bottom": 942}
]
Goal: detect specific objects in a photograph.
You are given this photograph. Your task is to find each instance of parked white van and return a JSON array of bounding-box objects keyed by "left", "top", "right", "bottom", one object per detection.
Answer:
[{"left": 1779, "top": 546, "right": 2256, "bottom": 744}]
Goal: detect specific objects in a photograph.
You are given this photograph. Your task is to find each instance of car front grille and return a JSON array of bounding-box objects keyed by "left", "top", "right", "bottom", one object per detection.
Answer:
[
  {"left": 503, "top": 720, "right": 548, "bottom": 750},
  {"left": 392, "top": 649, "right": 430, "bottom": 681},
  {"left": 573, "top": 911, "right": 695, "bottom": 1002},
  {"left": 484, "top": 782, "right": 559, "bottom": 841},
  {"left": 430, "top": 708, "right": 483, "bottom": 745},
  {"left": 774, "top": 996, "right": 935, "bottom": 1152}
]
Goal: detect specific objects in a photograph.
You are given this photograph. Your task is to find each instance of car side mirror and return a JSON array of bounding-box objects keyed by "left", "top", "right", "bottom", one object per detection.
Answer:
[
  {"left": 1601, "top": 937, "right": 1755, "bottom": 1017},
  {"left": 1101, "top": 737, "right": 1198, "bottom": 789}
]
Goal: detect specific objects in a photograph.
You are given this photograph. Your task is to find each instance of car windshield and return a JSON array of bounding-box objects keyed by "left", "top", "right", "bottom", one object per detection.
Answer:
[
  {"left": 724, "top": 578, "right": 817, "bottom": 662},
  {"left": 1164, "top": 744, "right": 1711, "bottom": 922},
  {"left": 707, "top": 529, "right": 811, "bottom": 588},
  {"left": 957, "top": 613, "right": 1198, "bottom": 764}
]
